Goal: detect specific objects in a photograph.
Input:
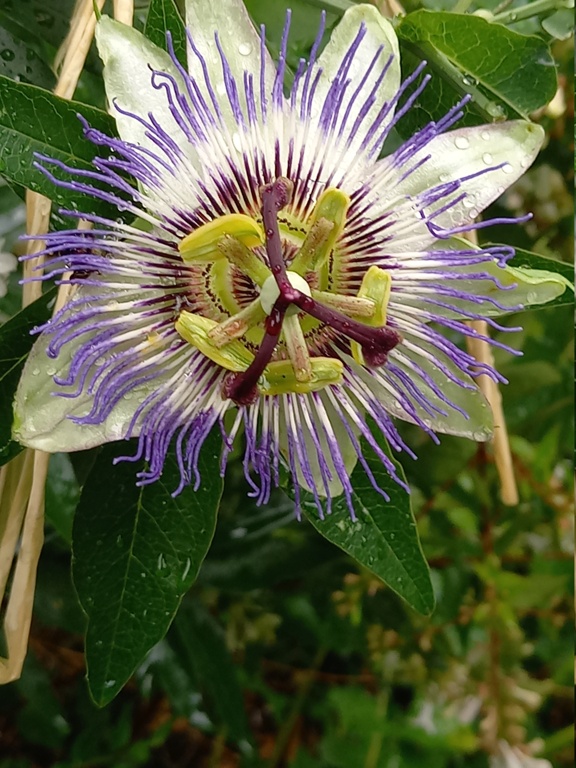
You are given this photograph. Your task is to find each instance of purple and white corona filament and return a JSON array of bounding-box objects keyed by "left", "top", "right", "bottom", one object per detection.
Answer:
[{"left": 14, "top": 0, "right": 549, "bottom": 515}]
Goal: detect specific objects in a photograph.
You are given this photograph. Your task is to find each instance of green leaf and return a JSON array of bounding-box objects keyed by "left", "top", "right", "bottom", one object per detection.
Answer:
[
  {"left": 298, "top": 439, "right": 434, "bottom": 615},
  {"left": 0, "top": 0, "right": 79, "bottom": 54},
  {"left": 0, "top": 24, "right": 55, "bottom": 89},
  {"left": 504, "top": 246, "right": 573, "bottom": 309},
  {"left": 541, "top": 8, "right": 574, "bottom": 40},
  {"left": 72, "top": 434, "right": 224, "bottom": 706},
  {"left": 169, "top": 599, "right": 249, "bottom": 741},
  {"left": 144, "top": 0, "right": 187, "bottom": 67},
  {"left": 0, "top": 287, "right": 57, "bottom": 465},
  {"left": 0, "top": 76, "right": 124, "bottom": 218},
  {"left": 244, "top": 0, "right": 337, "bottom": 72},
  {"left": 396, "top": 11, "right": 557, "bottom": 129},
  {"left": 45, "top": 453, "right": 80, "bottom": 543}
]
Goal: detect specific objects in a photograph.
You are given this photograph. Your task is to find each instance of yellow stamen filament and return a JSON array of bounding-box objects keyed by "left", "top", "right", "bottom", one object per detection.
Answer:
[
  {"left": 282, "top": 314, "right": 313, "bottom": 382},
  {"left": 208, "top": 299, "right": 267, "bottom": 348},
  {"left": 290, "top": 187, "right": 350, "bottom": 275},
  {"left": 217, "top": 234, "right": 271, "bottom": 287},
  {"left": 311, "top": 290, "right": 375, "bottom": 317}
]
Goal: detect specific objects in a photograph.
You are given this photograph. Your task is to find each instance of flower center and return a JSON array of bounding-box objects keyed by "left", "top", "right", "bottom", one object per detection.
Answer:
[
  {"left": 259, "top": 271, "right": 311, "bottom": 316},
  {"left": 175, "top": 177, "right": 401, "bottom": 405}
]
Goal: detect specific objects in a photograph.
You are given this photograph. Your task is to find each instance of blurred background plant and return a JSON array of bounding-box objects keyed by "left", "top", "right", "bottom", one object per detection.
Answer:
[{"left": 0, "top": 0, "right": 572, "bottom": 766}]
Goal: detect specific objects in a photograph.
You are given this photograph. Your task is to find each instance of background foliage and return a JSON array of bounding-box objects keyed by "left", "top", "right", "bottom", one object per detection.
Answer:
[{"left": 0, "top": 0, "right": 573, "bottom": 766}]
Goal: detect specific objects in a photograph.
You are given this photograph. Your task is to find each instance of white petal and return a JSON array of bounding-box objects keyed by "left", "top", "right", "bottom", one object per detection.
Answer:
[
  {"left": 280, "top": 393, "right": 359, "bottom": 501},
  {"left": 13, "top": 330, "right": 141, "bottom": 452},
  {"left": 96, "top": 17, "right": 188, "bottom": 153},
  {"left": 369, "top": 121, "right": 544, "bottom": 247},
  {"left": 184, "top": 0, "right": 275, "bottom": 125},
  {"left": 349, "top": 345, "right": 493, "bottom": 441},
  {"left": 294, "top": 5, "right": 400, "bottom": 168},
  {"left": 390, "top": 253, "right": 570, "bottom": 319}
]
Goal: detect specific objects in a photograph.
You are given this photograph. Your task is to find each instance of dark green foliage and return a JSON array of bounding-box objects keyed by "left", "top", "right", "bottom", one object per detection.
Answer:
[{"left": 0, "top": 0, "right": 572, "bottom": 765}]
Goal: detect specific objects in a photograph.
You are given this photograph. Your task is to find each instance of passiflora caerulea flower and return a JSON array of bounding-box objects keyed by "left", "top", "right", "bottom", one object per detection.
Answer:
[{"left": 14, "top": 0, "right": 556, "bottom": 514}]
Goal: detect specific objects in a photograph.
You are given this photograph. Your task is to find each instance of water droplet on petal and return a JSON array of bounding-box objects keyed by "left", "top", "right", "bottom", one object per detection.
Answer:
[
  {"left": 1, "top": 49, "right": 15, "bottom": 61},
  {"left": 502, "top": 163, "right": 514, "bottom": 174},
  {"left": 481, "top": 130, "right": 491, "bottom": 141},
  {"left": 238, "top": 42, "right": 252, "bottom": 56},
  {"left": 232, "top": 132, "right": 242, "bottom": 152},
  {"left": 454, "top": 136, "right": 469, "bottom": 150},
  {"left": 482, "top": 152, "right": 493, "bottom": 165},
  {"left": 31, "top": 368, "right": 40, "bottom": 376}
]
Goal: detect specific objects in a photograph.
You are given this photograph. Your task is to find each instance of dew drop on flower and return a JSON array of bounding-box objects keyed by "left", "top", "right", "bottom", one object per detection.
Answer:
[
  {"left": 482, "top": 153, "right": 493, "bottom": 165},
  {"left": 238, "top": 42, "right": 252, "bottom": 56},
  {"left": 502, "top": 163, "right": 514, "bottom": 174},
  {"left": 480, "top": 130, "right": 491, "bottom": 141},
  {"left": 31, "top": 368, "right": 40, "bottom": 376},
  {"left": 454, "top": 136, "right": 469, "bottom": 150}
]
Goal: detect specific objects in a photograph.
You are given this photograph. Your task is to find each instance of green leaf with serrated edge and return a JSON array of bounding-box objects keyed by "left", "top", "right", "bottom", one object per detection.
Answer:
[
  {"left": 0, "top": 24, "right": 55, "bottom": 89},
  {"left": 0, "top": 76, "right": 127, "bottom": 219},
  {"left": 144, "top": 0, "right": 187, "bottom": 67},
  {"left": 72, "top": 434, "right": 223, "bottom": 706},
  {"left": 169, "top": 600, "right": 249, "bottom": 741},
  {"left": 0, "top": 287, "right": 57, "bottom": 466},
  {"left": 296, "top": 438, "right": 434, "bottom": 615},
  {"left": 396, "top": 11, "right": 557, "bottom": 130}
]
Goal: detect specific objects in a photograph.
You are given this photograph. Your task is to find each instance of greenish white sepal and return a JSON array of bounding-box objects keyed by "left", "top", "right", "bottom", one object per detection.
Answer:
[{"left": 13, "top": 328, "right": 142, "bottom": 452}]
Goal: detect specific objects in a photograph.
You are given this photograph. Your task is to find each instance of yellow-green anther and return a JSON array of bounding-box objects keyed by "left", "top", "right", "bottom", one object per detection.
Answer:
[
  {"left": 207, "top": 299, "right": 267, "bottom": 348},
  {"left": 179, "top": 214, "right": 264, "bottom": 263},
  {"left": 289, "top": 218, "right": 334, "bottom": 275},
  {"left": 282, "top": 314, "right": 312, "bottom": 382},
  {"left": 311, "top": 290, "right": 375, "bottom": 318},
  {"left": 260, "top": 357, "right": 344, "bottom": 396},
  {"left": 290, "top": 187, "right": 351, "bottom": 274},
  {"left": 356, "top": 266, "right": 392, "bottom": 326},
  {"left": 176, "top": 311, "right": 254, "bottom": 372},
  {"left": 217, "top": 234, "right": 271, "bottom": 286},
  {"left": 351, "top": 266, "right": 393, "bottom": 366}
]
